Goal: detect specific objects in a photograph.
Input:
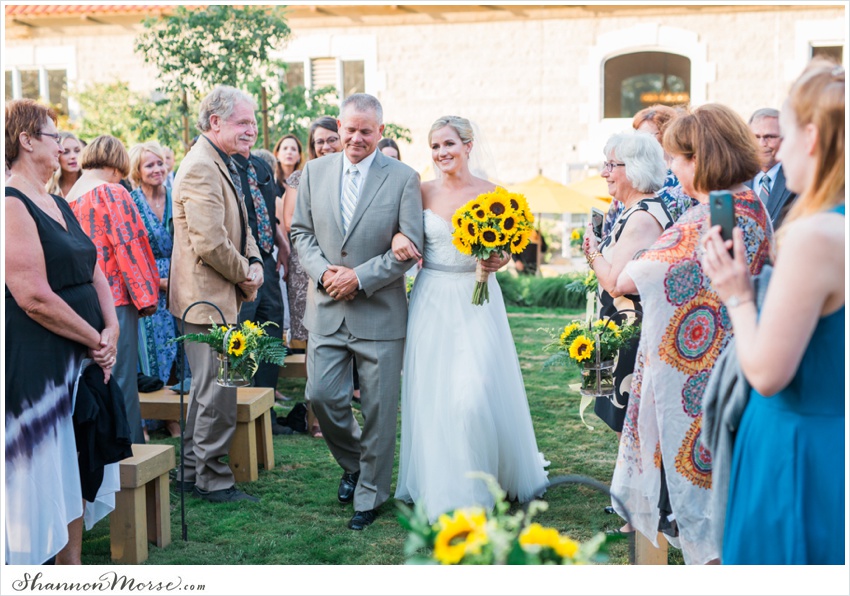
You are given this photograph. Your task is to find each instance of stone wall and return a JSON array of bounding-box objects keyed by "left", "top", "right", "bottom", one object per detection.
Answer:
[{"left": 5, "top": 5, "right": 844, "bottom": 183}]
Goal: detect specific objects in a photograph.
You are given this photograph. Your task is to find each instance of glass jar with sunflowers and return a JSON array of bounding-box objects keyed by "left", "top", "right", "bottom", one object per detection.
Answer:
[
  {"left": 544, "top": 316, "right": 640, "bottom": 398},
  {"left": 174, "top": 319, "right": 287, "bottom": 387}
]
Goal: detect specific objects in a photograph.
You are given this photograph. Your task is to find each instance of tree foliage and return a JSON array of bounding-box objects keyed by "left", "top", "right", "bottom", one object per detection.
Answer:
[
  {"left": 72, "top": 82, "right": 144, "bottom": 147},
  {"left": 134, "top": 5, "right": 291, "bottom": 150},
  {"left": 135, "top": 5, "right": 291, "bottom": 98}
]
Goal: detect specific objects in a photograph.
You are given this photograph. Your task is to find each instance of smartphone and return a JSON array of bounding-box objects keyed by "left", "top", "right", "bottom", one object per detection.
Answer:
[
  {"left": 591, "top": 207, "right": 605, "bottom": 241},
  {"left": 709, "top": 191, "right": 735, "bottom": 252}
]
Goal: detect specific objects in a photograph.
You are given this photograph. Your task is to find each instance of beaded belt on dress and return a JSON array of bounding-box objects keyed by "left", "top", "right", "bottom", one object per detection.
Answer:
[{"left": 422, "top": 261, "right": 477, "bottom": 273}]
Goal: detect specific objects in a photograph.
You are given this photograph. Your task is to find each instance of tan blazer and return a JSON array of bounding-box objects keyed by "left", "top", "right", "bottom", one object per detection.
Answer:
[
  {"left": 291, "top": 150, "right": 424, "bottom": 340},
  {"left": 168, "top": 136, "right": 260, "bottom": 325}
]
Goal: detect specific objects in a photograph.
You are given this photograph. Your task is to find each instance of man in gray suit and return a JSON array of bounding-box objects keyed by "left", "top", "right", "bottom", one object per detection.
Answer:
[
  {"left": 747, "top": 108, "right": 797, "bottom": 229},
  {"left": 291, "top": 94, "right": 424, "bottom": 530}
]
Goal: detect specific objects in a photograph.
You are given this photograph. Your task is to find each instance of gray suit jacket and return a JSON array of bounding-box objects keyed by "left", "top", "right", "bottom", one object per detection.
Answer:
[
  {"left": 290, "top": 150, "right": 424, "bottom": 340},
  {"left": 747, "top": 165, "right": 797, "bottom": 230}
]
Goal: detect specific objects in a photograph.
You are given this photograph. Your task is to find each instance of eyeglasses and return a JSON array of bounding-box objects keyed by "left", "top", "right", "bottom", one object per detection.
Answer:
[
  {"left": 314, "top": 136, "right": 340, "bottom": 147},
  {"left": 602, "top": 161, "right": 626, "bottom": 172},
  {"left": 37, "top": 131, "right": 63, "bottom": 145},
  {"left": 753, "top": 134, "right": 782, "bottom": 142}
]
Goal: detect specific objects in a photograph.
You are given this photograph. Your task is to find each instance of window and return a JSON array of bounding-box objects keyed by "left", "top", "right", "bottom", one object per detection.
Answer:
[
  {"left": 283, "top": 61, "right": 304, "bottom": 89},
  {"left": 47, "top": 69, "right": 69, "bottom": 114},
  {"left": 811, "top": 44, "right": 843, "bottom": 64},
  {"left": 310, "top": 57, "right": 337, "bottom": 90},
  {"left": 4, "top": 67, "right": 68, "bottom": 114},
  {"left": 604, "top": 52, "right": 690, "bottom": 118},
  {"left": 341, "top": 60, "right": 365, "bottom": 99},
  {"left": 20, "top": 69, "right": 40, "bottom": 100}
]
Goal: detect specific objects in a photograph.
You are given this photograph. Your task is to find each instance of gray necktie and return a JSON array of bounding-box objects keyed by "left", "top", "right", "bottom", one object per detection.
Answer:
[
  {"left": 758, "top": 173, "right": 771, "bottom": 204},
  {"left": 341, "top": 165, "right": 360, "bottom": 234}
]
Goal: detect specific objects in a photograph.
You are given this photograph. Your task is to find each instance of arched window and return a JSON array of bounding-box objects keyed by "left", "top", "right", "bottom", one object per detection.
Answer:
[{"left": 603, "top": 51, "right": 691, "bottom": 118}]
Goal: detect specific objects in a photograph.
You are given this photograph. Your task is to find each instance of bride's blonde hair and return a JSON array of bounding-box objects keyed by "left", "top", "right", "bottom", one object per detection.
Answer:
[{"left": 428, "top": 116, "right": 474, "bottom": 146}]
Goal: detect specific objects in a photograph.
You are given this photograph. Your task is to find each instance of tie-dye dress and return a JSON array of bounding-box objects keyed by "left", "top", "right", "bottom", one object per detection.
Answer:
[{"left": 5, "top": 188, "right": 103, "bottom": 564}]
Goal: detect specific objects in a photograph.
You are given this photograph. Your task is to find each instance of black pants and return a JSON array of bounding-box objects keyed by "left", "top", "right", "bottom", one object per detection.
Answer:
[{"left": 238, "top": 252, "right": 284, "bottom": 389}]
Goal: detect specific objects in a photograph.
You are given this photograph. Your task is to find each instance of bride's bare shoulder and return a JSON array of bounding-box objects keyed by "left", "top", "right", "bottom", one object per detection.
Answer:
[{"left": 473, "top": 176, "right": 497, "bottom": 193}]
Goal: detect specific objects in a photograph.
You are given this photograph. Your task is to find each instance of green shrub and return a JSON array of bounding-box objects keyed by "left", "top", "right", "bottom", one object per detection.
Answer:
[{"left": 496, "top": 271, "right": 591, "bottom": 310}]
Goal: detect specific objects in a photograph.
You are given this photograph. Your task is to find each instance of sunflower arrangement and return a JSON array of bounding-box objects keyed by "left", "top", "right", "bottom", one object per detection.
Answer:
[
  {"left": 545, "top": 317, "right": 639, "bottom": 368},
  {"left": 398, "top": 473, "right": 607, "bottom": 565},
  {"left": 174, "top": 319, "right": 287, "bottom": 382},
  {"left": 451, "top": 187, "right": 535, "bottom": 305},
  {"left": 569, "top": 227, "right": 584, "bottom": 249}
]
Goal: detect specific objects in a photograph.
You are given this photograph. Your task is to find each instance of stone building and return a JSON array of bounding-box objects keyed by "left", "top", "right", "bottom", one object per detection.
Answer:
[{"left": 4, "top": 3, "right": 846, "bottom": 185}]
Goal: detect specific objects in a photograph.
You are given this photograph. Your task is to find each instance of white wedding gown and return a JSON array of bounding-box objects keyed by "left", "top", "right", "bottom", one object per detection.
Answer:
[{"left": 394, "top": 209, "right": 549, "bottom": 522}]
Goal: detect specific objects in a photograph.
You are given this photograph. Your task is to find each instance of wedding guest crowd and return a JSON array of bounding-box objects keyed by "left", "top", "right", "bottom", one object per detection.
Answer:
[{"left": 4, "top": 55, "right": 843, "bottom": 564}]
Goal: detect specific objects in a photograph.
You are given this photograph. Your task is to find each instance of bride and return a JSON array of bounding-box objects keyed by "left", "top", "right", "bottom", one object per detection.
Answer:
[{"left": 392, "top": 115, "right": 548, "bottom": 522}]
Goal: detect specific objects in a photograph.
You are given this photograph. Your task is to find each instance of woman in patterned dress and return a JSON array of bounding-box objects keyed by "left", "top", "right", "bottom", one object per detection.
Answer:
[
  {"left": 67, "top": 135, "right": 160, "bottom": 445},
  {"left": 602, "top": 105, "right": 694, "bottom": 239},
  {"left": 610, "top": 104, "right": 774, "bottom": 564},
  {"left": 128, "top": 141, "right": 181, "bottom": 439}
]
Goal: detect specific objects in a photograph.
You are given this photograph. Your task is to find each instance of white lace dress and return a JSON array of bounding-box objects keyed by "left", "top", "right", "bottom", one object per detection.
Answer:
[{"left": 394, "top": 209, "right": 549, "bottom": 522}]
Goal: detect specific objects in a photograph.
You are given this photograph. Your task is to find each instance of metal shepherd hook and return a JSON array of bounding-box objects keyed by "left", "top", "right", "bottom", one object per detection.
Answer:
[{"left": 177, "top": 300, "right": 227, "bottom": 542}]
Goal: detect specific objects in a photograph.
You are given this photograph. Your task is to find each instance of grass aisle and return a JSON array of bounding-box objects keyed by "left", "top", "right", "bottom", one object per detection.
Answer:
[{"left": 81, "top": 306, "right": 681, "bottom": 565}]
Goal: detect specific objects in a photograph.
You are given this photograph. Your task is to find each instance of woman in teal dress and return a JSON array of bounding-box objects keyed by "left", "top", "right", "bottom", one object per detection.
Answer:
[
  {"left": 703, "top": 58, "right": 845, "bottom": 564},
  {"left": 129, "top": 141, "right": 181, "bottom": 438}
]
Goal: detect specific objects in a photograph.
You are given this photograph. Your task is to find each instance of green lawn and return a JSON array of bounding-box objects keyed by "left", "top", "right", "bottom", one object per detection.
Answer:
[{"left": 81, "top": 306, "right": 683, "bottom": 565}]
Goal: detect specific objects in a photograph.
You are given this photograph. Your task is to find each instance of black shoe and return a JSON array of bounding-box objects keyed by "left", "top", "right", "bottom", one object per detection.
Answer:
[
  {"left": 604, "top": 506, "right": 616, "bottom": 514},
  {"left": 169, "top": 469, "right": 195, "bottom": 493},
  {"left": 338, "top": 471, "right": 360, "bottom": 504},
  {"left": 271, "top": 419, "right": 294, "bottom": 435},
  {"left": 194, "top": 486, "right": 259, "bottom": 503},
  {"left": 173, "top": 480, "right": 196, "bottom": 493},
  {"left": 348, "top": 509, "right": 378, "bottom": 531}
]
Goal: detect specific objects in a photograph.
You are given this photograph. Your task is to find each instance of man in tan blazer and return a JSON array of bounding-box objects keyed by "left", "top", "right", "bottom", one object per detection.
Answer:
[
  {"left": 291, "top": 94, "right": 424, "bottom": 530},
  {"left": 169, "top": 85, "right": 263, "bottom": 503}
]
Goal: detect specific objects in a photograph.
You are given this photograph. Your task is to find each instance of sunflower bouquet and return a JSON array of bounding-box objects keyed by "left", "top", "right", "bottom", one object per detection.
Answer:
[
  {"left": 398, "top": 473, "right": 607, "bottom": 565},
  {"left": 450, "top": 187, "right": 535, "bottom": 305},
  {"left": 174, "top": 319, "right": 287, "bottom": 383}
]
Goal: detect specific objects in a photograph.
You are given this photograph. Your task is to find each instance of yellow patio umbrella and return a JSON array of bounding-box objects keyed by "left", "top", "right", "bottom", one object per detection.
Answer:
[
  {"left": 504, "top": 174, "right": 609, "bottom": 276},
  {"left": 565, "top": 174, "right": 613, "bottom": 203},
  {"left": 505, "top": 174, "right": 610, "bottom": 214}
]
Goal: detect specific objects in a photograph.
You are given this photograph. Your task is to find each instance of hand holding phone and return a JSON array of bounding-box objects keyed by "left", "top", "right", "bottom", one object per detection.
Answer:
[
  {"left": 591, "top": 207, "right": 605, "bottom": 241},
  {"left": 709, "top": 191, "right": 735, "bottom": 255}
]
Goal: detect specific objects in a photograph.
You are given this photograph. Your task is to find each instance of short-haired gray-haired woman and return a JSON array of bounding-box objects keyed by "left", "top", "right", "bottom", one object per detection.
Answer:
[{"left": 583, "top": 132, "right": 674, "bottom": 439}]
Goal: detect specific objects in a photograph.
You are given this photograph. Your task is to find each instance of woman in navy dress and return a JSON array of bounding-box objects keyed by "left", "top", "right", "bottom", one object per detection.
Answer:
[{"left": 703, "top": 58, "right": 845, "bottom": 564}]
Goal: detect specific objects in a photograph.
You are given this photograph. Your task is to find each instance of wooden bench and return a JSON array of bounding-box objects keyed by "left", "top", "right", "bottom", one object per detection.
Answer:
[
  {"left": 110, "top": 443, "right": 174, "bottom": 564},
  {"left": 279, "top": 338, "right": 307, "bottom": 378},
  {"left": 138, "top": 387, "right": 275, "bottom": 483}
]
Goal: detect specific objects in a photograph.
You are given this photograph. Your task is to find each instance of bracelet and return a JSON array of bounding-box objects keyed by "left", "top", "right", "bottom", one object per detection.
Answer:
[
  {"left": 586, "top": 251, "right": 603, "bottom": 267},
  {"left": 726, "top": 295, "right": 753, "bottom": 309}
]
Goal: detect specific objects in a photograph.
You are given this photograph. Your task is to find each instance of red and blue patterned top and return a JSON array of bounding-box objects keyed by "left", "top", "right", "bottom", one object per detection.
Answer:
[{"left": 70, "top": 183, "right": 159, "bottom": 310}]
